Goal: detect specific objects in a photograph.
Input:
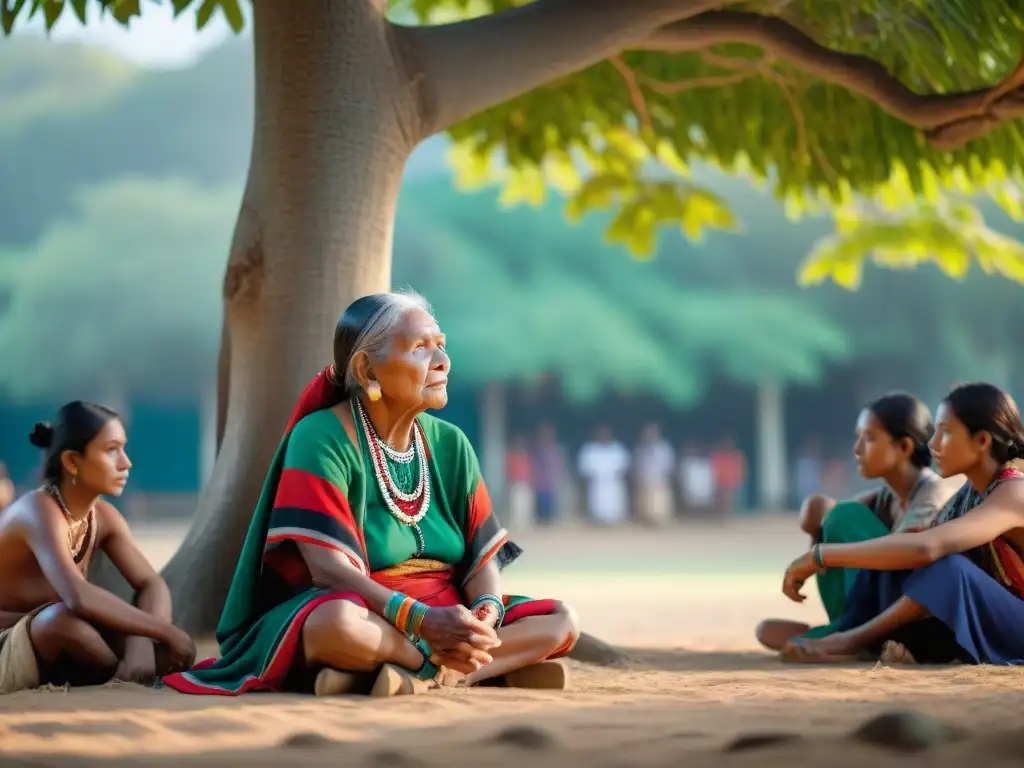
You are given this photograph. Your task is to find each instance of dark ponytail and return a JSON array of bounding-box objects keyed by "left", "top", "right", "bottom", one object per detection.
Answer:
[
  {"left": 944, "top": 382, "right": 1024, "bottom": 465},
  {"left": 30, "top": 401, "right": 121, "bottom": 485},
  {"left": 867, "top": 392, "right": 934, "bottom": 468}
]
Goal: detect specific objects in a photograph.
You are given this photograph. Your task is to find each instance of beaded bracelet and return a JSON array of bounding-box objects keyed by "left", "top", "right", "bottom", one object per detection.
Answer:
[
  {"left": 384, "top": 592, "right": 430, "bottom": 637},
  {"left": 469, "top": 593, "right": 505, "bottom": 627},
  {"left": 812, "top": 543, "right": 826, "bottom": 571}
]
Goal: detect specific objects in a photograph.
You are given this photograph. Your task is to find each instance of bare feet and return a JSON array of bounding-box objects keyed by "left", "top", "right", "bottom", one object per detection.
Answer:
[
  {"left": 756, "top": 619, "right": 812, "bottom": 652},
  {"left": 315, "top": 664, "right": 433, "bottom": 697},
  {"left": 501, "top": 660, "right": 569, "bottom": 690},
  {"left": 879, "top": 640, "right": 917, "bottom": 665},
  {"left": 369, "top": 664, "right": 430, "bottom": 697},
  {"left": 313, "top": 668, "right": 361, "bottom": 697},
  {"left": 780, "top": 634, "right": 861, "bottom": 664}
]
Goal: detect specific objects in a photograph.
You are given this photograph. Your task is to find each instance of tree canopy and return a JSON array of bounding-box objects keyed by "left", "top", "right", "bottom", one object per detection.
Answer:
[
  {"left": 2, "top": 33, "right": 1022, "bottom": 408},
  {"left": 8, "top": 2, "right": 1024, "bottom": 287}
]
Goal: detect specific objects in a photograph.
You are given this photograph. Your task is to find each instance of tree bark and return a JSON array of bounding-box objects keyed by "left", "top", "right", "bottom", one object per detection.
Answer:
[
  {"left": 214, "top": 317, "right": 230, "bottom": 454},
  {"left": 407, "top": 0, "right": 722, "bottom": 136},
  {"left": 641, "top": 11, "right": 1024, "bottom": 150},
  {"left": 161, "top": 0, "right": 419, "bottom": 633}
]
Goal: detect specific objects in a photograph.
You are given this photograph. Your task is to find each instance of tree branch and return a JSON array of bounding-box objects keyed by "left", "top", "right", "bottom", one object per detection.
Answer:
[
  {"left": 404, "top": 0, "right": 728, "bottom": 138},
  {"left": 640, "top": 11, "right": 1024, "bottom": 150},
  {"left": 609, "top": 56, "right": 654, "bottom": 134}
]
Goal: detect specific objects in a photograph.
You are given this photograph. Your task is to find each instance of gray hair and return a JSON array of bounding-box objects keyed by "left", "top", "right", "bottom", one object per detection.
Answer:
[{"left": 342, "top": 289, "right": 433, "bottom": 392}]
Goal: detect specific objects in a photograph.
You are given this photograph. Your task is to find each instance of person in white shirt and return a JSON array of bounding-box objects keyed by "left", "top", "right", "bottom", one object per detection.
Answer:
[
  {"left": 678, "top": 441, "right": 715, "bottom": 516},
  {"left": 633, "top": 424, "right": 675, "bottom": 526},
  {"left": 577, "top": 427, "right": 630, "bottom": 525}
]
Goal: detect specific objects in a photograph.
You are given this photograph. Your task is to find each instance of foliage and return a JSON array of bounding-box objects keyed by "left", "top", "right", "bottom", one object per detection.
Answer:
[
  {"left": 6, "top": 0, "right": 1024, "bottom": 288},
  {"left": 397, "top": 177, "right": 850, "bottom": 405},
  {"left": 400, "top": 173, "right": 1024, "bottom": 401},
  {"left": 0, "top": 176, "right": 236, "bottom": 403},
  {"left": 799, "top": 165, "right": 1024, "bottom": 289},
  {"left": 1, "top": 32, "right": 1022, "bottom": 407},
  {"left": 427, "top": 0, "right": 1024, "bottom": 286}
]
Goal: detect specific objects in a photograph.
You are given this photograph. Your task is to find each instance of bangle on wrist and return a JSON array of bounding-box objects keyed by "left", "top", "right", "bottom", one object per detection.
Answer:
[
  {"left": 384, "top": 592, "right": 430, "bottom": 637},
  {"left": 813, "top": 543, "right": 826, "bottom": 571},
  {"left": 469, "top": 593, "right": 505, "bottom": 626}
]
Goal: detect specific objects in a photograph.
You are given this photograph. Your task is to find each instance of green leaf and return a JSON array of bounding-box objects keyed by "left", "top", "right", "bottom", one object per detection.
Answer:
[
  {"left": 195, "top": 0, "right": 216, "bottom": 30},
  {"left": 69, "top": 0, "right": 85, "bottom": 23},
  {"left": 171, "top": 0, "right": 192, "bottom": 16},
  {"left": 1, "top": 0, "right": 28, "bottom": 34},
  {"left": 218, "top": 0, "right": 243, "bottom": 32},
  {"left": 109, "top": 0, "right": 140, "bottom": 24},
  {"left": 41, "top": 0, "right": 62, "bottom": 29}
]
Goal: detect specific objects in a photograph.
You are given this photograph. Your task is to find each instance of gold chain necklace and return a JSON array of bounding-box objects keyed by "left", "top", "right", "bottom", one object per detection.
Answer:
[{"left": 41, "top": 483, "right": 96, "bottom": 564}]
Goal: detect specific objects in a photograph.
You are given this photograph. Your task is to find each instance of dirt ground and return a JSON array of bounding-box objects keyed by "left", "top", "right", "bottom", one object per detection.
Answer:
[{"left": 3, "top": 516, "right": 1024, "bottom": 767}]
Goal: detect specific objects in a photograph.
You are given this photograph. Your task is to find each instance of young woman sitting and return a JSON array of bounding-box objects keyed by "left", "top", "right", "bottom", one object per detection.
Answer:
[
  {"left": 780, "top": 382, "right": 1024, "bottom": 665},
  {"left": 757, "top": 393, "right": 958, "bottom": 651}
]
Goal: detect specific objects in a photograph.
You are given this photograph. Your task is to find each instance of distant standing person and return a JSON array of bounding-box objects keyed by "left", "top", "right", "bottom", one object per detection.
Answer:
[
  {"left": 532, "top": 423, "right": 566, "bottom": 526},
  {"left": 679, "top": 441, "right": 715, "bottom": 517},
  {"left": 578, "top": 427, "right": 630, "bottom": 525},
  {"left": 505, "top": 435, "right": 535, "bottom": 529},
  {"left": 0, "top": 463, "right": 14, "bottom": 510},
  {"left": 711, "top": 436, "right": 747, "bottom": 518},
  {"left": 633, "top": 424, "right": 675, "bottom": 526}
]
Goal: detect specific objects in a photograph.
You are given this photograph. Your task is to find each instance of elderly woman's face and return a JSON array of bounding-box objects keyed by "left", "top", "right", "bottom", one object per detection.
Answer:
[{"left": 374, "top": 308, "right": 450, "bottom": 410}]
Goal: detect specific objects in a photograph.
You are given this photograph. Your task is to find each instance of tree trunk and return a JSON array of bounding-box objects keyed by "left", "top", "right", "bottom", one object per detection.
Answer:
[
  {"left": 214, "top": 317, "right": 230, "bottom": 454},
  {"left": 199, "top": 378, "right": 218, "bottom": 490},
  {"left": 161, "top": 0, "right": 420, "bottom": 633},
  {"left": 755, "top": 381, "right": 787, "bottom": 511}
]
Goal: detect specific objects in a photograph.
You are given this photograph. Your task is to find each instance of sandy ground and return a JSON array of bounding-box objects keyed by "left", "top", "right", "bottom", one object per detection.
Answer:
[{"left": 3, "top": 516, "right": 1024, "bottom": 767}]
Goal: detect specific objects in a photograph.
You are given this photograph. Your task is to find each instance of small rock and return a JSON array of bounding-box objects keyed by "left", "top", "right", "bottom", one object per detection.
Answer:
[
  {"left": 725, "top": 732, "right": 803, "bottom": 752},
  {"left": 851, "top": 710, "right": 963, "bottom": 752},
  {"left": 493, "top": 724, "right": 559, "bottom": 749},
  {"left": 280, "top": 732, "right": 338, "bottom": 748}
]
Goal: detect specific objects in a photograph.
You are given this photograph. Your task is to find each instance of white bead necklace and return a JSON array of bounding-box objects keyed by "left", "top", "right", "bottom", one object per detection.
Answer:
[{"left": 355, "top": 399, "right": 430, "bottom": 528}]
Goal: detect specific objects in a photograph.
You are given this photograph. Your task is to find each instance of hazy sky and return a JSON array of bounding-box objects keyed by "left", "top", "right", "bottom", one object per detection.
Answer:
[{"left": 13, "top": 2, "right": 241, "bottom": 67}]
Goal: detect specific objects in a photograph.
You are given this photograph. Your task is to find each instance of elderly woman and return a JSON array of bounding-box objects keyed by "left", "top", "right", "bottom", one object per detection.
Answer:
[{"left": 163, "top": 291, "right": 579, "bottom": 697}]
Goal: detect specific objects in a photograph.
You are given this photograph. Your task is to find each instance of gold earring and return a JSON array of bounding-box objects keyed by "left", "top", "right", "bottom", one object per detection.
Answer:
[{"left": 366, "top": 381, "right": 382, "bottom": 402}]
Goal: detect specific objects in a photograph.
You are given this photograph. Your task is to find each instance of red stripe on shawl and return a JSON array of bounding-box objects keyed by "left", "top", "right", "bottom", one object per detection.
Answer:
[
  {"left": 500, "top": 598, "right": 576, "bottom": 659},
  {"left": 546, "top": 635, "right": 577, "bottom": 660},
  {"left": 274, "top": 468, "right": 365, "bottom": 552},
  {"left": 503, "top": 598, "right": 558, "bottom": 625},
  {"left": 161, "top": 592, "right": 366, "bottom": 696},
  {"left": 990, "top": 538, "right": 1024, "bottom": 598},
  {"left": 986, "top": 468, "right": 1024, "bottom": 597},
  {"left": 283, "top": 366, "right": 342, "bottom": 436},
  {"left": 467, "top": 533, "right": 509, "bottom": 581},
  {"left": 466, "top": 479, "right": 493, "bottom": 544},
  {"left": 263, "top": 545, "right": 312, "bottom": 586}
]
